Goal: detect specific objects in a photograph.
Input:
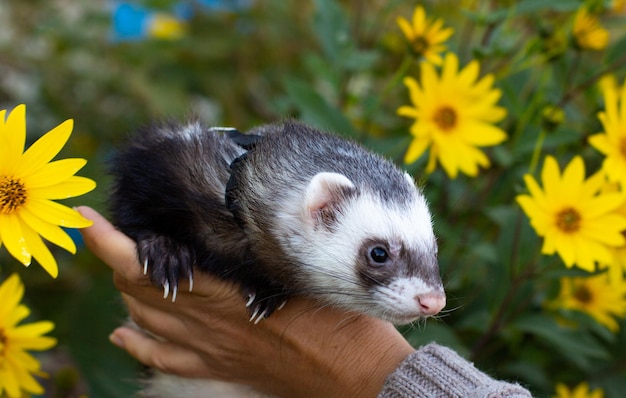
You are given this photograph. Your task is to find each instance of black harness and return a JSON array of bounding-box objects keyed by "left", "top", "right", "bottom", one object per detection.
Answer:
[{"left": 224, "top": 129, "right": 263, "bottom": 225}]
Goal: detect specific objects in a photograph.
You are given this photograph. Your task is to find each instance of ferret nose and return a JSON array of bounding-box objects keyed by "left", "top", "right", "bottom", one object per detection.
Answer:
[{"left": 416, "top": 292, "right": 446, "bottom": 316}]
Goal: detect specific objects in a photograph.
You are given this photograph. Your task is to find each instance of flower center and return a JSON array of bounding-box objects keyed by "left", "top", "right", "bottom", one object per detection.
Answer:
[
  {"left": 573, "top": 285, "right": 592, "bottom": 304},
  {"left": 555, "top": 207, "right": 581, "bottom": 233},
  {"left": 411, "top": 36, "right": 429, "bottom": 55},
  {"left": 0, "top": 176, "right": 28, "bottom": 214},
  {"left": 433, "top": 106, "right": 458, "bottom": 132}
]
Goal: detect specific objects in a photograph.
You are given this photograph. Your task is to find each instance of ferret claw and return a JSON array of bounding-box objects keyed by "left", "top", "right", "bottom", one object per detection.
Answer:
[
  {"left": 246, "top": 293, "right": 256, "bottom": 308},
  {"left": 163, "top": 280, "right": 170, "bottom": 299},
  {"left": 172, "top": 285, "right": 178, "bottom": 303},
  {"left": 143, "top": 259, "right": 149, "bottom": 275},
  {"left": 254, "top": 309, "right": 269, "bottom": 325},
  {"left": 249, "top": 305, "right": 260, "bottom": 323}
]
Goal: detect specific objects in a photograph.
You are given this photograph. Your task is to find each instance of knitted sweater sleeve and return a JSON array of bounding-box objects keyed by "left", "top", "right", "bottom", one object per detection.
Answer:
[{"left": 378, "top": 343, "right": 533, "bottom": 398}]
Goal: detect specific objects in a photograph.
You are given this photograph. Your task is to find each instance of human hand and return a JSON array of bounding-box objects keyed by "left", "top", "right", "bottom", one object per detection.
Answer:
[{"left": 77, "top": 206, "right": 414, "bottom": 398}]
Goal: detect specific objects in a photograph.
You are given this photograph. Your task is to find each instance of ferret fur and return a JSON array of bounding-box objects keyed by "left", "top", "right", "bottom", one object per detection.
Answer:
[{"left": 109, "top": 120, "right": 445, "bottom": 397}]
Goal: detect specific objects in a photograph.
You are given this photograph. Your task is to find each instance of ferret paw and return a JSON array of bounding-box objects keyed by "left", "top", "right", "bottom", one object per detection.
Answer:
[
  {"left": 244, "top": 289, "right": 289, "bottom": 324},
  {"left": 137, "top": 235, "right": 195, "bottom": 302}
]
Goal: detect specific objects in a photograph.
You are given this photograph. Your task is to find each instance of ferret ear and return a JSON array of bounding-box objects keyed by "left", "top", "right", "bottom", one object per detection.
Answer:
[
  {"left": 404, "top": 172, "right": 416, "bottom": 186},
  {"left": 303, "top": 172, "right": 355, "bottom": 228}
]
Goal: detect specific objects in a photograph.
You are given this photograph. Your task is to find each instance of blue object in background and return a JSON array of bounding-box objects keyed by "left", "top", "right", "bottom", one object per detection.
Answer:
[
  {"left": 111, "top": 2, "right": 150, "bottom": 41},
  {"left": 110, "top": 2, "right": 191, "bottom": 41},
  {"left": 63, "top": 227, "right": 85, "bottom": 250},
  {"left": 111, "top": 1, "right": 254, "bottom": 42},
  {"left": 197, "top": 0, "right": 254, "bottom": 12}
]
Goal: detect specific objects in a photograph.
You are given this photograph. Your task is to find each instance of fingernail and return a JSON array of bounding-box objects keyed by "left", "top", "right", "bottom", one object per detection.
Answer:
[{"left": 109, "top": 332, "right": 125, "bottom": 349}]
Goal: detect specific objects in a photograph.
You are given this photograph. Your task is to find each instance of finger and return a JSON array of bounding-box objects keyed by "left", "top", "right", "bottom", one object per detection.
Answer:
[
  {"left": 110, "top": 326, "right": 209, "bottom": 378},
  {"left": 121, "top": 293, "right": 206, "bottom": 342},
  {"left": 76, "top": 206, "right": 145, "bottom": 281}
]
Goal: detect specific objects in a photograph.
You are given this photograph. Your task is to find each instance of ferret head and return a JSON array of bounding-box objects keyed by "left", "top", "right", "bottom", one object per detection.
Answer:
[{"left": 284, "top": 171, "right": 445, "bottom": 325}]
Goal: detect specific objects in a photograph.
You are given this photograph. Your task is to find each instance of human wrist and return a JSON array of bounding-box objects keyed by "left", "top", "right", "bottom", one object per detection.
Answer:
[
  {"left": 263, "top": 300, "right": 413, "bottom": 398},
  {"left": 339, "top": 319, "right": 414, "bottom": 397}
]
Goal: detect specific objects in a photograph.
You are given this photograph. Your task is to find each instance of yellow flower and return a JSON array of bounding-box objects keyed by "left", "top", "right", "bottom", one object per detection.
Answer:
[
  {"left": 396, "top": 5, "right": 454, "bottom": 65},
  {"left": 553, "top": 382, "right": 604, "bottom": 398},
  {"left": 613, "top": 0, "right": 626, "bottom": 14},
  {"left": 0, "top": 104, "right": 96, "bottom": 278},
  {"left": 606, "top": 245, "right": 626, "bottom": 283},
  {"left": 548, "top": 272, "right": 626, "bottom": 332},
  {"left": 0, "top": 274, "right": 57, "bottom": 397},
  {"left": 148, "top": 13, "right": 187, "bottom": 40},
  {"left": 516, "top": 156, "right": 626, "bottom": 271},
  {"left": 589, "top": 77, "right": 626, "bottom": 187},
  {"left": 398, "top": 52, "right": 507, "bottom": 178},
  {"left": 597, "top": 180, "right": 626, "bottom": 282},
  {"left": 572, "top": 7, "right": 609, "bottom": 51}
]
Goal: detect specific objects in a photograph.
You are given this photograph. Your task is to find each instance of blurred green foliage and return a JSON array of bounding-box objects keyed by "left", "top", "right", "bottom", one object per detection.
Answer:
[{"left": 1, "top": 0, "right": 626, "bottom": 397}]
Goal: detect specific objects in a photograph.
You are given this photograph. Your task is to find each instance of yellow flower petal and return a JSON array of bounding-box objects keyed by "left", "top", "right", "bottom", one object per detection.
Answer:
[
  {"left": 404, "top": 135, "right": 431, "bottom": 164},
  {"left": 396, "top": 17, "right": 415, "bottom": 41},
  {"left": 0, "top": 213, "right": 31, "bottom": 266},
  {"left": 541, "top": 156, "right": 561, "bottom": 199},
  {"left": 6, "top": 353, "right": 46, "bottom": 395},
  {"left": 23, "top": 198, "right": 93, "bottom": 228},
  {"left": 0, "top": 364, "right": 21, "bottom": 398},
  {"left": 411, "top": 5, "right": 426, "bottom": 33},
  {"left": 9, "top": 321, "right": 55, "bottom": 342},
  {"left": 458, "top": 121, "right": 507, "bottom": 146},
  {"left": 20, "top": 222, "right": 59, "bottom": 278},
  {"left": 24, "top": 158, "right": 87, "bottom": 188},
  {"left": 0, "top": 105, "right": 26, "bottom": 176},
  {"left": 397, "top": 105, "right": 421, "bottom": 119},
  {"left": 19, "top": 207, "right": 77, "bottom": 254},
  {"left": 561, "top": 156, "right": 585, "bottom": 189},
  {"left": 6, "top": 304, "right": 30, "bottom": 329},
  {"left": 29, "top": 176, "right": 96, "bottom": 200},
  {"left": 19, "top": 119, "right": 73, "bottom": 178},
  {"left": 0, "top": 274, "right": 24, "bottom": 322}
]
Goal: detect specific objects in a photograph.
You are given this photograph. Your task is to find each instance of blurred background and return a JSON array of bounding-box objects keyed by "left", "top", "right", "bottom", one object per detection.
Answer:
[{"left": 1, "top": 0, "right": 625, "bottom": 397}]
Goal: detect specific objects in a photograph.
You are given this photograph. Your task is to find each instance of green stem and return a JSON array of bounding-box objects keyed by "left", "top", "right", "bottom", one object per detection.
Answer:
[
  {"left": 556, "top": 51, "right": 626, "bottom": 108},
  {"left": 528, "top": 129, "right": 546, "bottom": 175},
  {"left": 385, "top": 53, "right": 413, "bottom": 97},
  {"left": 362, "top": 53, "right": 413, "bottom": 138},
  {"left": 469, "top": 263, "right": 537, "bottom": 361}
]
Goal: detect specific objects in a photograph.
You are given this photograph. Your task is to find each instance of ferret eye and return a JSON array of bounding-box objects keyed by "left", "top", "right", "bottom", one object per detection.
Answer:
[{"left": 370, "top": 247, "right": 389, "bottom": 263}]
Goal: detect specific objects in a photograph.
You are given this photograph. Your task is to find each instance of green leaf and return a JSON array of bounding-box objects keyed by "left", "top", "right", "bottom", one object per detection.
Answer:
[
  {"left": 463, "top": 0, "right": 580, "bottom": 24},
  {"left": 340, "top": 50, "right": 380, "bottom": 72},
  {"left": 401, "top": 321, "right": 470, "bottom": 358},
  {"left": 605, "top": 34, "right": 626, "bottom": 66},
  {"left": 67, "top": 274, "right": 140, "bottom": 397},
  {"left": 283, "top": 77, "right": 359, "bottom": 137},
  {"left": 312, "top": 0, "right": 351, "bottom": 63},
  {"left": 510, "top": 314, "right": 610, "bottom": 371}
]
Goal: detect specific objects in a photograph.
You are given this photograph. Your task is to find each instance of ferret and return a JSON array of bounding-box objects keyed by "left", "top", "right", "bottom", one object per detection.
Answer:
[{"left": 109, "top": 120, "right": 445, "bottom": 397}]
